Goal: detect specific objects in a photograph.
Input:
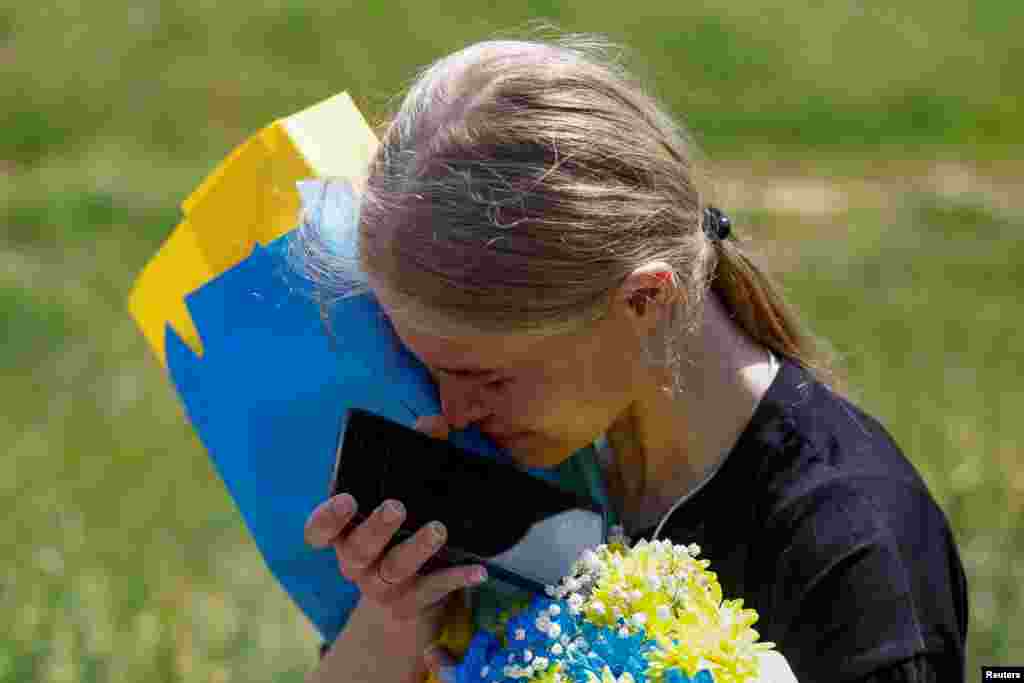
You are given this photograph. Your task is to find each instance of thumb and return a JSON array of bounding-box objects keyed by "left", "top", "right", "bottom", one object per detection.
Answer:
[{"left": 422, "top": 644, "right": 457, "bottom": 682}]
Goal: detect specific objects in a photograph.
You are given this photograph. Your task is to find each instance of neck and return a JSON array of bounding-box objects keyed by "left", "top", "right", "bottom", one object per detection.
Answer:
[{"left": 604, "top": 293, "right": 778, "bottom": 534}]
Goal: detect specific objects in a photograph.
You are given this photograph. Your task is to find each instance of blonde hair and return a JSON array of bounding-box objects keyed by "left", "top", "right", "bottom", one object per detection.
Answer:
[{"left": 289, "top": 26, "right": 849, "bottom": 400}]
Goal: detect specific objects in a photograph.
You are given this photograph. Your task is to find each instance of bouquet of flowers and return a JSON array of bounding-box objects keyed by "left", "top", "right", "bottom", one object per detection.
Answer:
[{"left": 448, "top": 528, "right": 786, "bottom": 683}]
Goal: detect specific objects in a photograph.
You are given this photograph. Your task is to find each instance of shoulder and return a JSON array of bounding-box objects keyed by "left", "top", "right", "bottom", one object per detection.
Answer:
[
  {"left": 733, "top": 357, "right": 968, "bottom": 681},
  {"left": 746, "top": 356, "right": 964, "bottom": 606},
  {"left": 743, "top": 356, "right": 945, "bottom": 530}
]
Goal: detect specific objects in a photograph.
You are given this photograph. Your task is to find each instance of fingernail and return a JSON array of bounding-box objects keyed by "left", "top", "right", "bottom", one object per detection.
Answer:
[
  {"left": 422, "top": 644, "right": 442, "bottom": 669},
  {"left": 333, "top": 494, "right": 354, "bottom": 517},
  {"left": 381, "top": 500, "right": 404, "bottom": 521},
  {"left": 428, "top": 521, "right": 446, "bottom": 542}
]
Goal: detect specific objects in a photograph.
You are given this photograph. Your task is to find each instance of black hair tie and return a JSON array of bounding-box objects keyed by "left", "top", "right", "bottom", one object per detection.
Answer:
[{"left": 702, "top": 206, "right": 731, "bottom": 242}]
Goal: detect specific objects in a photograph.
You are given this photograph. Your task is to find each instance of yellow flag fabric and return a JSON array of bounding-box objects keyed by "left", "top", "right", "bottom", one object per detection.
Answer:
[{"left": 128, "top": 91, "right": 378, "bottom": 369}]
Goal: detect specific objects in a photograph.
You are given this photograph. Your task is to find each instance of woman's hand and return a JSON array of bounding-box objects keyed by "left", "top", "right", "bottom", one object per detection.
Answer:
[{"left": 304, "top": 415, "right": 481, "bottom": 677}]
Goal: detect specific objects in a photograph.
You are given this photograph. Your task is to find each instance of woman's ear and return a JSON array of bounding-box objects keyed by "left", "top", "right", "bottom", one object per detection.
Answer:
[{"left": 620, "top": 262, "right": 679, "bottom": 321}]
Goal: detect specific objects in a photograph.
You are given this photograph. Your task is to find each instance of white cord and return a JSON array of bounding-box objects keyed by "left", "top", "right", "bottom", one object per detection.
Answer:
[
  {"left": 649, "top": 349, "right": 779, "bottom": 542},
  {"left": 595, "top": 350, "right": 780, "bottom": 543}
]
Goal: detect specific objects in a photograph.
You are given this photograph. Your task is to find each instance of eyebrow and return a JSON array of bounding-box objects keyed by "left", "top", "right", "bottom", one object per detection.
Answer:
[{"left": 436, "top": 366, "right": 499, "bottom": 377}]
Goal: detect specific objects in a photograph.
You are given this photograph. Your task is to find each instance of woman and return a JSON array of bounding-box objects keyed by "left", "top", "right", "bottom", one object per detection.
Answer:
[{"left": 302, "top": 32, "right": 968, "bottom": 682}]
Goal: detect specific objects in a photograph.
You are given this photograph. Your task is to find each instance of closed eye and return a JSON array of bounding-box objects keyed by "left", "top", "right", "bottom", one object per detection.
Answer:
[{"left": 429, "top": 367, "right": 509, "bottom": 391}]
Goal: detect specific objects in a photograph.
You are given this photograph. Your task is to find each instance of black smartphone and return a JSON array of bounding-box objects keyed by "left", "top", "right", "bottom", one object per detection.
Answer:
[{"left": 329, "top": 407, "right": 609, "bottom": 594}]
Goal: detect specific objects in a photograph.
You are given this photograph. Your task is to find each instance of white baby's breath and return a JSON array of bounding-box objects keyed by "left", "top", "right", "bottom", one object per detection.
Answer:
[{"left": 461, "top": 532, "right": 782, "bottom": 683}]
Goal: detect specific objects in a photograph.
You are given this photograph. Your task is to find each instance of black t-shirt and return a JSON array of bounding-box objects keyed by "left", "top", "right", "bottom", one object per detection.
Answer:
[{"left": 630, "top": 354, "right": 969, "bottom": 682}]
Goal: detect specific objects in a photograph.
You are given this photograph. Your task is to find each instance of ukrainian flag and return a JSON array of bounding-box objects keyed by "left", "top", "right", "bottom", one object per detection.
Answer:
[{"left": 127, "top": 92, "right": 613, "bottom": 680}]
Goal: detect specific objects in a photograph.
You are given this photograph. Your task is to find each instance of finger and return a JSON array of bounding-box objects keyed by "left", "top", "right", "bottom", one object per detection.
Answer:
[
  {"left": 415, "top": 415, "right": 450, "bottom": 441},
  {"left": 338, "top": 499, "right": 406, "bottom": 574},
  {"left": 374, "top": 520, "right": 448, "bottom": 585},
  {"left": 304, "top": 493, "right": 357, "bottom": 548},
  {"left": 415, "top": 417, "right": 444, "bottom": 438},
  {"left": 422, "top": 644, "right": 457, "bottom": 682},
  {"left": 392, "top": 563, "right": 487, "bottom": 620}
]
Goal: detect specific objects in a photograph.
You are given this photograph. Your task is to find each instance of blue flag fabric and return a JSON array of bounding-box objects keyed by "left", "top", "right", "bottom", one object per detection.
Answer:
[{"left": 164, "top": 178, "right": 617, "bottom": 645}]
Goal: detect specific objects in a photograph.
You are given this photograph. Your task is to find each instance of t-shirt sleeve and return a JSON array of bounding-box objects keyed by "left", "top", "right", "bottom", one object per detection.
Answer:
[{"left": 759, "top": 478, "right": 943, "bottom": 682}]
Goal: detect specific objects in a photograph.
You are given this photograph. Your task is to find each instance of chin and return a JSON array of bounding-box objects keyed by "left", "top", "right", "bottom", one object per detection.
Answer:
[{"left": 507, "top": 437, "right": 574, "bottom": 470}]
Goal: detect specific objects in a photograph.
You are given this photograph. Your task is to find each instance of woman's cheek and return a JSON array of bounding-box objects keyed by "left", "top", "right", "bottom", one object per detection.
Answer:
[{"left": 506, "top": 382, "right": 550, "bottom": 424}]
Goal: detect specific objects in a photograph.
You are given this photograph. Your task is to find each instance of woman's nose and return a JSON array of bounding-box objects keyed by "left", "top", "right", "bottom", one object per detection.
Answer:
[{"left": 439, "top": 383, "right": 491, "bottom": 431}]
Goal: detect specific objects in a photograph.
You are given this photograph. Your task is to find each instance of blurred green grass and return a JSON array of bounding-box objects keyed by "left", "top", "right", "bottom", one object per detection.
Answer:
[
  {"left": 3, "top": 0, "right": 1023, "bottom": 680},
  {"left": 2, "top": 0, "right": 1023, "bottom": 173}
]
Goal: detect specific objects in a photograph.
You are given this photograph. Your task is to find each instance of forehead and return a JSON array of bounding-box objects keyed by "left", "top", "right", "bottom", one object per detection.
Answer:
[
  {"left": 394, "top": 323, "right": 530, "bottom": 372},
  {"left": 375, "top": 295, "right": 543, "bottom": 372}
]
